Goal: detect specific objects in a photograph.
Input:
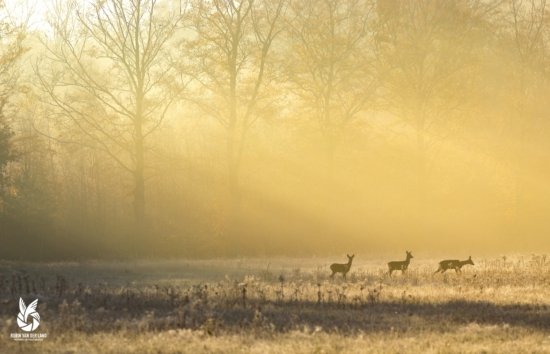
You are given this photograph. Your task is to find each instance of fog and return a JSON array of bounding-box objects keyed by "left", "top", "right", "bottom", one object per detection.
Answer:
[{"left": 1, "top": 0, "right": 550, "bottom": 260}]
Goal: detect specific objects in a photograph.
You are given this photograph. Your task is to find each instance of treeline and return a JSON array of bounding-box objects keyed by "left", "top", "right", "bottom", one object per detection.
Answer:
[{"left": 1, "top": 0, "right": 550, "bottom": 260}]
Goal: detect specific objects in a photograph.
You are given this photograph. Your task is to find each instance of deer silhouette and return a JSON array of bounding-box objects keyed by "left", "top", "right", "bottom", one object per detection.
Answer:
[
  {"left": 388, "top": 251, "right": 413, "bottom": 276},
  {"left": 330, "top": 254, "right": 355, "bottom": 278},
  {"left": 434, "top": 256, "right": 474, "bottom": 274}
]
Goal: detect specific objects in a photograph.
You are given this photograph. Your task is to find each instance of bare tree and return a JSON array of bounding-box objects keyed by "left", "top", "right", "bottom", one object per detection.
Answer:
[
  {"left": 284, "top": 0, "right": 378, "bottom": 174},
  {"left": 0, "top": 2, "right": 26, "bottom": 208},
  {"left": 36, "top": 0, "right": 182, "bottom": 228},
  {"left": 183, "top": 0, "right": 287, "bottom": 209},
  {"left": 375, "top": 0, "right": 487, "bottom": 193},
  {"left": 504, "top": 0, "right": 548, "bottom": 217}
]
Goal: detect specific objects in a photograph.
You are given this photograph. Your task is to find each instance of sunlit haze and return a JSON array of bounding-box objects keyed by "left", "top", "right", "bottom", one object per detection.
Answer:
[{"left": 1, "top": 0, "right": 550, "bottom": 260}]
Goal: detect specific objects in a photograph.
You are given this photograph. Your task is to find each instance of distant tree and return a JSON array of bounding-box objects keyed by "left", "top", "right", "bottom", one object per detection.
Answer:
[
  {"left": 0, "top": 3, "right": 25, "bottom": 210},
  {"left": 502, "top": 0, "right": 548, "bottom": 217},
  {"left": 36, "top": 0, "right": 183, "bottom": 228},
  {"left": 284, "top": 0, "right": 378, "bottom": 173},
  {"left": 375, "top": 0, "right": 488, "bottom": 192},
  {"left": 183, "top": 0, "right": 287, "bottom": 209}
]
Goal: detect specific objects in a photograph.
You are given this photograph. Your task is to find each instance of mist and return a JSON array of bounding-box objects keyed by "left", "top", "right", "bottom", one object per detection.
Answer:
[{"left": 1, "top": 0, "right": 550, "bottom": 260}]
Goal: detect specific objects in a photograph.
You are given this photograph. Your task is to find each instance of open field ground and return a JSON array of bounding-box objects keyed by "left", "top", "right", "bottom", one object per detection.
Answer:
[{"left": 0, "top": 255, "right": 549, "bottom": 353}]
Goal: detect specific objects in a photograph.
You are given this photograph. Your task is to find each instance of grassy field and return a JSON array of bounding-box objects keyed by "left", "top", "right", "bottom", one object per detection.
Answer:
[{"left": 0, "top": 255, "right": 549, "bottom": 353}]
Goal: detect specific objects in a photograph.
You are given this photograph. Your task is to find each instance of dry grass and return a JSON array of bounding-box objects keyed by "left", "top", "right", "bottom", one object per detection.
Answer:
[{"left": 0, "top": 255, "right": 549, "bottom": 353}]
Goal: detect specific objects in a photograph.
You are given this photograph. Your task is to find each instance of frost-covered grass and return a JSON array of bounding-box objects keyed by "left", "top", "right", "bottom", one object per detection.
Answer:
[
  {"left": 4, "top": 327, "right": 550, "bottom": 354},
  {"left": 0, "top": 255, "right": 549, "bottom": 353}
]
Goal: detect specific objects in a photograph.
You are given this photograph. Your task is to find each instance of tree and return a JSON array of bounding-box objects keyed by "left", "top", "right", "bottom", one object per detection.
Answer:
[
  {"left": 502, "top": 0, "right": 548, "bottom": 218},
  {"left": 36, "top": 0, "right": 182, "bottom": 228},
  {"left": 0, "top": 2, "right": 25, "bottom": 210},
  {"left": 375, "top": 0, "right": 488, "bottom": 194},
  {"left": 184, "top": 0, "right": 287, "bottom": 210},
  {"left": 284, "top": 0, "right": 378, "bottom": 174}
]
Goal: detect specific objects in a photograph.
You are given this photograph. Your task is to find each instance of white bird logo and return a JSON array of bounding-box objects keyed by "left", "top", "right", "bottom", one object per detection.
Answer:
[{"left": 17, "top": 298, "right": 40, "bottom": 332}]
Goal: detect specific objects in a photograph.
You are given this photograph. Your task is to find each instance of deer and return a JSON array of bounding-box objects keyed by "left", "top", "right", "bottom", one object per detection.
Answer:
[
  {"left": 330, "top": 254, "right": 355, "bottom": 278},
  {"left": 434, "top": 256, "right": 474, "bottom": 274},
  {"left": 387, "top": 251, "right": 413, "bottom": 276}
]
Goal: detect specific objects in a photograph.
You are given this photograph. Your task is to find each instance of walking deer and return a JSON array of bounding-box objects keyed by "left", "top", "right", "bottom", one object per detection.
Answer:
[
  {"left": 434, "top": 256, "right": 474, "bottom": 274},
  {"left": 387, "top": 251, "right": 413, "bottom": 276},
  {"left": 330, "top": 254, "right": 355, "bottom": 278}
]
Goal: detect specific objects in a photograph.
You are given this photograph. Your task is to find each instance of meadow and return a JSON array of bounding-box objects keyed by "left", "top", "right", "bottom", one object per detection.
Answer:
[{"left": 0, "top": 255, "right": 549, "bottom": 353}]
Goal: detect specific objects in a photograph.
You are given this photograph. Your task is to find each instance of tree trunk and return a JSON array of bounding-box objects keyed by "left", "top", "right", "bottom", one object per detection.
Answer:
[
  {"left": 325, "top": 130, "right": 338, "bottom": 183},
  {"left": 416, "top": 114, "right": 426, "bottom": 196},
  {"left": 227, "top": 126, "right": 241, "bottom": 212},
  {"left": 133, "top": 1, "right": 146, "bottom": 234},
  {"left": 227, "top": 41, "right": 241, "bottom": 213},
  {"left": 134, "top": 154, "right": 145, "bottom": 225},
  {"left": 415, "top": 111, "right": 427, "bottom": 233}
]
